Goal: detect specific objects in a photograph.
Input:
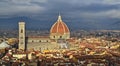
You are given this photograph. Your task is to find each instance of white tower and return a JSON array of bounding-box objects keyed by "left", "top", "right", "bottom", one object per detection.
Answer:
[{"left": 19, "top": 22, "right": 25, "bottom": 50}]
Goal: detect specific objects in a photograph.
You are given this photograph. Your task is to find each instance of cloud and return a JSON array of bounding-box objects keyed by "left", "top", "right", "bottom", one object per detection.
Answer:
[
  {"left": 96, "top": 9, "right": 120, "bottom": 18},
  {"left": 1, "top": 0, "right": 120, "bottom": 30},
  {"left": 0, "top": 0, "right": 120, "bottom": 20},
  {"left": 0, "top": 0, "right": 47, "bottom": 17},
  {"left": 0, "top": 5, "right": 43, "bottom": 15},
  {"left": 102, "top": 0, "right": 120, "bottom": 5},
  {"left": 81, "top": 9, "right": 120, "bottom": 19}
]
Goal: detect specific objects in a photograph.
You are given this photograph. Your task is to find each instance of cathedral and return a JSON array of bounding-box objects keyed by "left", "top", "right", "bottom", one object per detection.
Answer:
[
  {"left": 50, "top": 14, "right": 70, "bottom": 40},
  {"left": 18, "top": 14, "right": 74, "bottom": 51}
]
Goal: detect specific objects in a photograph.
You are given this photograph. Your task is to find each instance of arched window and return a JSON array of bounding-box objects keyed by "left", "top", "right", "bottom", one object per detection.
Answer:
[
  {"left": 21, "top": 42, "right": 23, "bottom": 44},
  {"left": 20, "top": 37, "right": 23, "bottom": 39},
  {"left": 53, "top": 36, "right": 55, "bottom": 38},
  {"left": 21, "top": 29, "right": 23, "bottom": 33},
  {"left": 39, "top": 40, "right": 41, "bottom": 42}
]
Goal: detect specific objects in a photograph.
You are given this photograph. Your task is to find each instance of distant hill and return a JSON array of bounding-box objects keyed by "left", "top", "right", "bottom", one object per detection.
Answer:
[
  {"left": 0, "top": 16, "right": 120, "bottom": 31},
  {"left": 0, "top": 17, "right": 53, "bottom": 30},
  {"left": 109, "top": 20, "right": 120, "bottom": 30}
]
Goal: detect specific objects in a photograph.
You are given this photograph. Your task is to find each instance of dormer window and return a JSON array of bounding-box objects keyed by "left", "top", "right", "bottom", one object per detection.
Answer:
[{"left": 60, "top": 36, "right": 62, "bottom": 38}]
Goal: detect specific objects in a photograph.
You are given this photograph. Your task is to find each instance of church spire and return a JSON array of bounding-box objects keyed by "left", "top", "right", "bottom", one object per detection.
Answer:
[{"left": 57, "top": 13, "right": 62, "bottom": 22}]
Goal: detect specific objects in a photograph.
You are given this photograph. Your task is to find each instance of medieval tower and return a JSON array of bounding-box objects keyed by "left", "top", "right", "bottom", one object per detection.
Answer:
[{"left": 18, "top": 22, "right": 26, "bottom": 50}]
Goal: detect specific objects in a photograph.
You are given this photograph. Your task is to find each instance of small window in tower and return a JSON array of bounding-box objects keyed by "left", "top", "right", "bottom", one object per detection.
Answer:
[
  {"left": 46, "top": 40, "right": 48, "bottom": 42},
  {"left": 21, "top": 42, "right": 23, "bottom": 44},
  {"left": 39, "top": 40, "right": 41, "bottom": 42},
  {"left": 53, "top": 36, "right": 55, "bottom": 38},
  {"left": 32, "top": 40, "right": 34, "bottom": 42},
  {"left": 21, "top": 29, "right": 23, "bottom": 33},
  {"left": 20, "top": 37, "right": 23, "bottom": 39}
]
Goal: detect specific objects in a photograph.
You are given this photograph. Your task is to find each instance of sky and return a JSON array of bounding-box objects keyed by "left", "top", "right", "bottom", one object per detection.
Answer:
[{"left": 0, "top": 0, "right": 120, "bottom": 30}]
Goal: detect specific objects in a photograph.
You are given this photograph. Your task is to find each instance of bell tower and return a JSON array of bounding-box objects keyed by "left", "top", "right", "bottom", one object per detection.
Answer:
[{"left": 18, "top": 22, "right": 25, "bottom": 50}]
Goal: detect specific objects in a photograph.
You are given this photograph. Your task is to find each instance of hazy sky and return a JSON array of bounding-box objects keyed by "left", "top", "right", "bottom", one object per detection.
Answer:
[{"left": 0, "top": 0, "right": 120, "bottom": 30}]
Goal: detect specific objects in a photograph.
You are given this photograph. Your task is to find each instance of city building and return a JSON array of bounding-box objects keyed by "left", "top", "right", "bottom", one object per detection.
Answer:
[
  {"left": 18, "top": 22, "right": 26, "bottom": 50},
  {"left": 1, "top": 14, "right": 120, "bottom": 66},
  {"left": 18, "top": 14, "right": 73, "bottom": 51}
]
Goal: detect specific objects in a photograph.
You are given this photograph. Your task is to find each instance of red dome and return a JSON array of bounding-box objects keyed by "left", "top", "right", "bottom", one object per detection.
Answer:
[{"left": 50, "top": 15, "right": 70, "bottom": 34}]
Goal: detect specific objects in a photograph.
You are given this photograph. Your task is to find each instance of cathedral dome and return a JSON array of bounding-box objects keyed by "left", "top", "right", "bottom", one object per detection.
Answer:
[
  {"left": 50, "top": 14, "right": 70, "bottom": 39},
  {"left": 50, "top": 15, "right": 70, "bottom": 34}
]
